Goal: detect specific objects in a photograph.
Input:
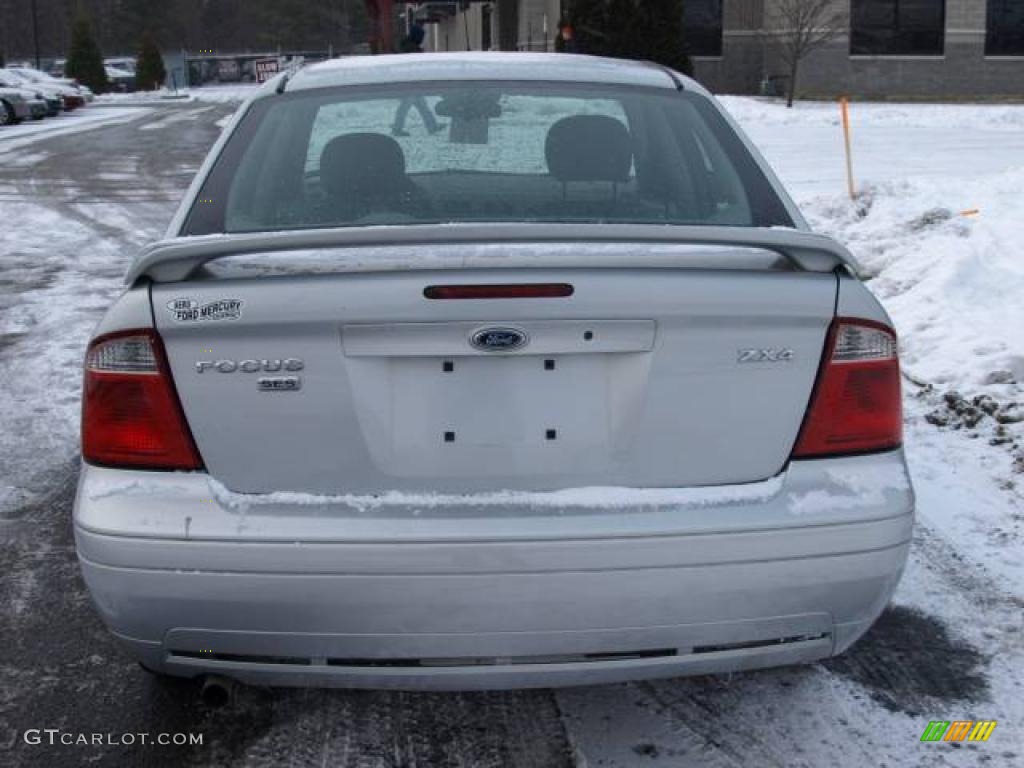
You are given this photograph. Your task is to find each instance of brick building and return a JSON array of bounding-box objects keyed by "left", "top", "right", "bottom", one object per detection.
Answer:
[
  {"left": 404, "top": 1, "right": 1024, "bottom": 99},
  {"left": 701, "top": 0, "right": 1024, "bottom": 98}
]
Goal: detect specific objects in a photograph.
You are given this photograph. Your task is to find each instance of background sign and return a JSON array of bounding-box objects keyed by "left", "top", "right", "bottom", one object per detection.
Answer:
[{"left": 255, "top": 58, "right": 280, "bottom": 83}]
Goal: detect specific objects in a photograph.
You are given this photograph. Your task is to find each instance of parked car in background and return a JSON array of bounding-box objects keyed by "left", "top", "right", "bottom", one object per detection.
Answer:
[
  {"left": 0, "top": 69, "right": 62, "bottom": 116},
  {"left": 104, "top": 57, "right": 137, "bottom": 75},
  {"left": 7, "top": 66, "right": 91, "bottom": 107},
  {"left": 0, "top": 87, "right": 35, "bottom": 124},
  {"left": 39, "top": 92, "right": 63, "bottom": 116},
  {"left": 25, "top": 92, "right": 48, "bottom": 120},
  {"left": 75, "top": 54, "right": 913, "bottom": 693},
  {"left": 105, "top": 58, "right": 138, "bottom": 92},
  {"left": 105, "top": 65, "right": 136, "bottom": 93}
]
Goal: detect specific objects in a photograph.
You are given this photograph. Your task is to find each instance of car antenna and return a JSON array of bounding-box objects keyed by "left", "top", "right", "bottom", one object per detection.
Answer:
[
  {"left": 275, "top": 70, "right": 292, "bottom": 95},
  {"left": 641, "top": 60, "right": 685, "bottom": 92}
]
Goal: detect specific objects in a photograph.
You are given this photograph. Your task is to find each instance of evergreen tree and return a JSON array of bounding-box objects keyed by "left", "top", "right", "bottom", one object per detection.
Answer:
[
  {"left": 569, "top": 0, "right": 692, "bottom": 75},
  {"left": 638, "top": 0, "right": 692, "bottom": 75},
  {"left": 135, "top": 31, "right": 167, "bottom": 91},
  {"left": 116, "top": 0, "right": 172, "bottom": 51},
  {"left": 65, "top": 16, "right": 109, "bottom": 93},
  {"left": 570, "top": 0, "right": 610, "bottom": 55},
  {"left": 605, "top": 0, "right": 640, "bottom": 59}
]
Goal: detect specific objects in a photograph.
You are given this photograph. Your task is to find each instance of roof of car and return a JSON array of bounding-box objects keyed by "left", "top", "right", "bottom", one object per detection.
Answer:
[{"left": 275, "top": 52, "right": 705, "bottom": 96}]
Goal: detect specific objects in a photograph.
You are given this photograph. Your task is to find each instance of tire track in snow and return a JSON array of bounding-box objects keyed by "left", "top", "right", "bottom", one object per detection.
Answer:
[{"left": 204, "top": 688, "right": 572, "bottom": 768}]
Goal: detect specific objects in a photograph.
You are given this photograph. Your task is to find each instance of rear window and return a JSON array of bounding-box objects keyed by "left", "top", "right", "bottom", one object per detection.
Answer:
[{"left": 184, "top": 81, "right": 792, "bottom": 235}]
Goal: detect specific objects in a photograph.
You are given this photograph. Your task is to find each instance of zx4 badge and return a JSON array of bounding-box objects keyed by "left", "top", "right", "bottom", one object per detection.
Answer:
[{"left": 737, "top": 348, "right": 795, "bottom": 363}]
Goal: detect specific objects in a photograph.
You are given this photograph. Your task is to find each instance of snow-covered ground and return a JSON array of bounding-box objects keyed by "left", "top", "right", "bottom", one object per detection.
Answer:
[
  {"left": 1, "top": 96, "right": 1022, "bottom": 765},
  {"left": 0, "top": 106, "right": 151, "bottom": 156},
  {"left": 0, "top": 105, "right": 218, "bottom": 511},
  {"left": 97, "top": 83, "right": 260, "bottom": 106}
]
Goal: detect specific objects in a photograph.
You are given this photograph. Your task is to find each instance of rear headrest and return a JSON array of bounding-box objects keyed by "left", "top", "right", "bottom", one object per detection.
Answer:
[
  {"left": 545, "top": 115, "right": 633, "bottom": 183},
  {"left": 320, "top": 133, "right": 407, "bottom": 198}
]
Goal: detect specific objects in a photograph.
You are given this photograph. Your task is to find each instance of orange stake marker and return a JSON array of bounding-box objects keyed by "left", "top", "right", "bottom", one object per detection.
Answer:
[{"left": 840, "top": 97, "right": 856, "bottom": 200}]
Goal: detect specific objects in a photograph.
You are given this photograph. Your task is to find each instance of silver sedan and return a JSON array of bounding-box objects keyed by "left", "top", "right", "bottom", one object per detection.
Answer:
[{"left": 74, "top": 53, "right": 913, "bottom": 692}]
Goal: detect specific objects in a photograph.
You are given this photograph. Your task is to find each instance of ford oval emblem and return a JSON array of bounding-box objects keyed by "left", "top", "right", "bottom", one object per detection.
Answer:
[{"left": 470, "top": 327, "right": 528, "bottom": 352}]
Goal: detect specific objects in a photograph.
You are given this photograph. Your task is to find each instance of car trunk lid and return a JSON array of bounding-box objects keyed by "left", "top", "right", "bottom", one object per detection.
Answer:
[{"left": 152, "top": 250, "right": 837, "bottom": 495}]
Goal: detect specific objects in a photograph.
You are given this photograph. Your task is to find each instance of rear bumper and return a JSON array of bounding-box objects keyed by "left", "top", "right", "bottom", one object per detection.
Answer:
[{"left": 74, "top": 452, "right": 914, "bottom": 690}]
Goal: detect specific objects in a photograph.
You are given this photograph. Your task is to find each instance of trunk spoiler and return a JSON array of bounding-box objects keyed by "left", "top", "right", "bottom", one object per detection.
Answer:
[{"left": 126, "top": 224, "right": 862, "bottom": 284}]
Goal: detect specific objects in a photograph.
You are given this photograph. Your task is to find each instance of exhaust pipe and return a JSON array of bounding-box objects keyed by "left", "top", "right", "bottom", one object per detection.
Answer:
[{"left": 200, "top": 675, "right": 235, "bottom": 708}]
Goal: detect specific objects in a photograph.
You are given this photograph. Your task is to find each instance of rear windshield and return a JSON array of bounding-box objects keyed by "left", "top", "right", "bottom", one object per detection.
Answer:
[{"left": 183, "top": 81, "right": 793, "bottom": 235}]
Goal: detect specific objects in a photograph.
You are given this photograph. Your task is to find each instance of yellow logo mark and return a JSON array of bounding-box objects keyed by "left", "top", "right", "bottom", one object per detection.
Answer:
[{"left": 968, "top": 721, "right": 997, "bottom": 742}]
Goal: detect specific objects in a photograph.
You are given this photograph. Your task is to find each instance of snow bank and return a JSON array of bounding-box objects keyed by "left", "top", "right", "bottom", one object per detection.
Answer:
[
  {"left": 97, "top": 83, "right": 259, "bottom": 105},
  {"left": 803, "top": 170, "right": 1024, "bottom": 394},
  {"left": 184, "top": 84, "right": 261, "bottom": 104},
  {"left": 95, "top": 89, "right": 190, "bottom": 104},
  {"left": 724, "top": 97, "right": 1024, "bottom": 397}
]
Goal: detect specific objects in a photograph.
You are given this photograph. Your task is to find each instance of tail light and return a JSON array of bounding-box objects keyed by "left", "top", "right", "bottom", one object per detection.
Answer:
[
  {"left": 82, "top": 330, "right": 203, "bottom": 470},
  {"left": 424, "top": 283, "right": 574, "bottom": 299},
  {"left": 792, "top": 318, "right": 902, "bottom": 458}
]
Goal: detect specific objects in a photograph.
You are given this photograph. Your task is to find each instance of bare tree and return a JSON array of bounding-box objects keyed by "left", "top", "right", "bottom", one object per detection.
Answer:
[{"left": 767, "top": 0, "right": 847, "bottom": 107}]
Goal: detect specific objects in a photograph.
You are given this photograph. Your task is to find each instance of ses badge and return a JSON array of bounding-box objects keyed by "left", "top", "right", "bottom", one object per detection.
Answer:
[{"left": 167, "top": 297, "right": 243, "bottom": 323}]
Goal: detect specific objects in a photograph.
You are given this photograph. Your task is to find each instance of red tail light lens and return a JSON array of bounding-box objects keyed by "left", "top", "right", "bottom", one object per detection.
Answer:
[
  {"left": 82, "top": 330, "right": 202, "bottom": 470},
  {"left": 792, "top": 319, "right": 902, "bottom": 458}
]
